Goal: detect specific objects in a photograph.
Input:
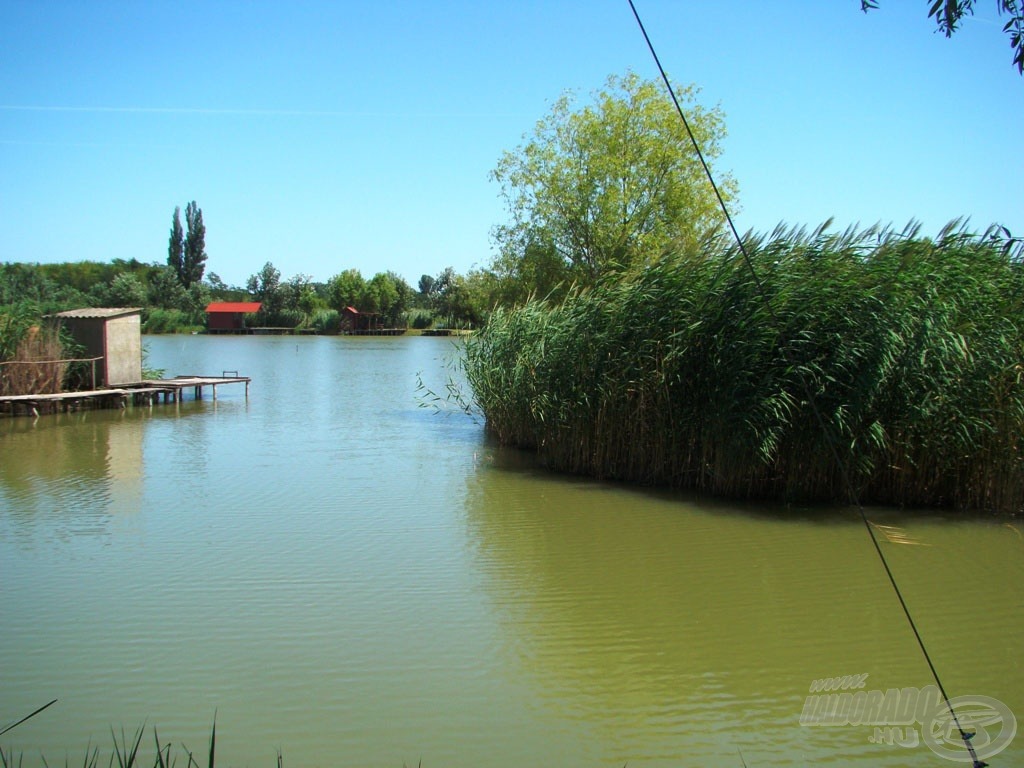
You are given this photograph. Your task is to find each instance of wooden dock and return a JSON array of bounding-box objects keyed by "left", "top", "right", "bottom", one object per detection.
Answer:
[
  {"left": 420, "top": 329, "right": 473, "bottom": 337},
  {"left": 344, "top": 328, "right": 407, "bottom": 336},
  {"left": 0, "top": 375, "right": 250, "bottom": 418}
]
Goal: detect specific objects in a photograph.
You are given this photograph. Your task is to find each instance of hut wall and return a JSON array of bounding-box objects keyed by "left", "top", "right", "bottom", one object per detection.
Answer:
[{"left": 104, "top": 314, "right": 142, "bottom": 385}]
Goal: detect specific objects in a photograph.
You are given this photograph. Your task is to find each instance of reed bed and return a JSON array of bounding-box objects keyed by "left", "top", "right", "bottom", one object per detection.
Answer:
[
  {"left": 0, "top": 324, "right": 67, "bottom": 397},
  {"left": 464, "top": 222, "right": 1024, "bottom": 513}
]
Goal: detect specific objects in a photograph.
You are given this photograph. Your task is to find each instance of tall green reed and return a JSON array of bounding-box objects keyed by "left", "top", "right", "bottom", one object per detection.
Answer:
[
  {"left": 0, "top": 720, "right": 218, "bottom": 768},
  {"left": 464, "top": 222, "right": 1024, "bottom": 512}
]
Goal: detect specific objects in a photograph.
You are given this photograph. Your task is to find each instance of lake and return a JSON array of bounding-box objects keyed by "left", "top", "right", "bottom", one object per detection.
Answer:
[{"left": 1, "top": 335, "right": 1021, "bottom": 767}]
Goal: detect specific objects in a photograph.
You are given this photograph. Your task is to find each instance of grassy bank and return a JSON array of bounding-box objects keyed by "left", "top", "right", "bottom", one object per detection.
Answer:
[{"left": 464, "top": 222, "right": 1024, "bottom": 513}]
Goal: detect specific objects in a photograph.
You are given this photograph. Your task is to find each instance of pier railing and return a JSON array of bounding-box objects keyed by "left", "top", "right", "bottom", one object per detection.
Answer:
[{"left": 0, "top": 356, "right": 102, "bottom": 396}]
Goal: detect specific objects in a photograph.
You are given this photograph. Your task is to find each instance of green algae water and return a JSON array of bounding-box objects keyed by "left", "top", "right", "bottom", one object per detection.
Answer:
[{"left": 1, "top": 335, "right": 1021, "bottom": 767}]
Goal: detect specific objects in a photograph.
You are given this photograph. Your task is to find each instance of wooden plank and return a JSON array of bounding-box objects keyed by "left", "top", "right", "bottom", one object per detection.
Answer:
[{"left": 1, "top": 375, "right": 251, "bottom": 416}]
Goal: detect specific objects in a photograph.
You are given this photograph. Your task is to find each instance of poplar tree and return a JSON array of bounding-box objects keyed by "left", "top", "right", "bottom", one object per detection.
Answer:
[
  {"left": 167, "top": 207, "right": 184, "bottom": 283},
  {"left": 183, "top": 201, "right": 207, "bottom": 290}
]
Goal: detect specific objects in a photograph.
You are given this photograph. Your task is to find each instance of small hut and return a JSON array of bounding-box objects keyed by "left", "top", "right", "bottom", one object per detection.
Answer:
[
  {"left": 340, "top": 306, "right": 381, "bottom": 334},
  {"left": 49, "top": 307, "right": 142, "bottom": 387},
  {"left": 206, "top": 302, "right": 262, "bottom": 333}
]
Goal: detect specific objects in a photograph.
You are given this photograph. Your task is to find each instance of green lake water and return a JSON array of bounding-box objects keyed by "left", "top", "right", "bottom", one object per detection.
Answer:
[{"left": 1, "top": 335, "right": 1021, "bottom": 767}]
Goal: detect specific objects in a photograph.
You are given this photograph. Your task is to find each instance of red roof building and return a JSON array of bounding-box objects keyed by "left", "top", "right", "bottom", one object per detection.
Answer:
[
  {"left": 341, "top": 306, "right": 382, "bottom": 333},
  {"left": 206, "top": 302, "right": 262, "bottom": 333}
]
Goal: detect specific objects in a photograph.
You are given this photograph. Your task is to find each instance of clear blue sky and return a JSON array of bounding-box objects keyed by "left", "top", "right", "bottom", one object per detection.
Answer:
[{"left": 1, "top": 1, "right": 1021, "bottom": 289}]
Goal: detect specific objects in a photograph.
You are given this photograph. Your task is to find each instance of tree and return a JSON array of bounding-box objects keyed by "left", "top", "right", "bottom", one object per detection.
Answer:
[
  {"left": 206, "top": 272, "right": 229, "bottom": 296},
  {"left": 168, "top": 202, "right": 208, "bottom": 289},
  {"left": 490, "top": 71, "right": 735, "bottom": 291},
  {"left": 489, "top": 228, "right": 573, "bottom": 305},
  {"left": 862, "top": 1, "right": 1024, "bottom": 73},
  {"left": 149, "top": 265, "right": 187, "bottom": 309},
  {"left": 182, "top": 281, "right": 212, "bottom": 317},
  {"left": 460, "top": 268, "right": 498, "bottom": 325},
  {"left": 167, "top": 207, "right": 184, "bottom": 282},
  {"left": 418, "top": 274, "right": 435, "bottom": 298},
  {"left": 433, "top": 267, "right": 456, "bottom": 300},
  {"left": 326, "top": 269, "right": 366, "bottom": 312},
  {"left": 296, "top": 283, "right": 325, "bottom": 320},
  {"left": 358, "top": 273, "right": 390, "bottom": 315},
  {"left": 246, "top": 261, "right": 283, "bottom": 317},
  {"left": 360, "top": 272, "right": 412, "bottom": 325},
  {"left": 105, "top": 272, "right": 148, "bottom": 308},
  {"left": 433, "top": 271, "right": 488, "bottom": 328},
  {"left": 0, "top": 263, "right": 54, "bottom": 307},
  {"left": 386, "top": 271, "right": 414, "bottom": 323},
  {"left": 183, "top": 201, "right": 207, "bottom": 289},
  {"left": 278, "top": 273, "right": 325, "bottom": 321},
  {"left": 425, "top": 266, "right": 488, "bottom": 328}
]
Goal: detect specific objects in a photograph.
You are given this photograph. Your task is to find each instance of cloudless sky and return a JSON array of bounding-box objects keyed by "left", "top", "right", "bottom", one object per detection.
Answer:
[{"left": 1, "top": 1, "right": 1021, "bottom": 288}]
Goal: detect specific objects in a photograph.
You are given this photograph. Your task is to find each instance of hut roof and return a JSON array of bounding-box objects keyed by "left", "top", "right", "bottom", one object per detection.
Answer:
[
  {"left": 206, "top": 302, "right": 262, "bottom": 313},
  {"left": 50, "top": 307, "right": 141, "bottom": 319}
]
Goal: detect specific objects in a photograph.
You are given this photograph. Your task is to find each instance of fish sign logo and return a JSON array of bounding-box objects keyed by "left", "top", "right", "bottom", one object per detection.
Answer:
[{"left": 923, "top": 696, "right": 1017, "bottom": 763}]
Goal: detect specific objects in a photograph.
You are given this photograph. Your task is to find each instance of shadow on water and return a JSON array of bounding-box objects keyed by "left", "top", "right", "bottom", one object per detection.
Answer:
[{"left": 480, "top": 437, "right": 1021, "bottom": 527}]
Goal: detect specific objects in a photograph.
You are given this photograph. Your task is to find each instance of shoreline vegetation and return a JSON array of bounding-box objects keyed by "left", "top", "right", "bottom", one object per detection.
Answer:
[
  {"left": 1, "top": 719, "right": 245, "bottom": 768},
  {"left": 3, "top": 68, "right": 1022, "bottom": 514},
  {"left": 463, "top": 222, "right": 1024, "bottom": 515},
  {"left": 0, "top": 259, "right": 480, "bottom": 399}
]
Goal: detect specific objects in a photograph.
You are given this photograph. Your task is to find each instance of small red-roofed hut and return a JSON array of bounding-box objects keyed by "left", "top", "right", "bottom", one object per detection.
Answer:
[{"left": 206, "top": 302, "right": 262, "bottom": 333}]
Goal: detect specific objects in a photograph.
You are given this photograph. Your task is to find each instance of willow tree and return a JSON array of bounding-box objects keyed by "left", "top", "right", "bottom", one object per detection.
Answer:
[
  {"left": 861, "top": 0, "right": 1024, "bottom": 73},
  {"left": 489, "top": 72, "right": 736, "bottom": 295}
]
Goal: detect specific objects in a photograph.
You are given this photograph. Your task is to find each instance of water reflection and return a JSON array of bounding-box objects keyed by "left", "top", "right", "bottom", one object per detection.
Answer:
[
  {"left": 0, "top": 410, "right": 148, "bottom": 541},
  {"left": 462, "top": 447, "right": 1024, "bottom": 766}
]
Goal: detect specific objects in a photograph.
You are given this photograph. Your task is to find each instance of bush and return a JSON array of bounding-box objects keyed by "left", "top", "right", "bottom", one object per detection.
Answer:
[
  {"left": 407, "top": 308, "right": 434, "bottom": 329},
  {"left": 310, "top": 308, "right": 341, "bottom": 334},
  {"left": 255, "top": 308, "right": 303, "bottom": 329},
  {"left": 143, "top": 308, "right": 201, "bottom": 334}
]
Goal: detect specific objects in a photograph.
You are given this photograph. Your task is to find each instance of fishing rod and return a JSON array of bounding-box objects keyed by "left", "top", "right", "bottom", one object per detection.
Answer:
[{"left": 624, "top": 2, "right": 988, "bottom": 765}]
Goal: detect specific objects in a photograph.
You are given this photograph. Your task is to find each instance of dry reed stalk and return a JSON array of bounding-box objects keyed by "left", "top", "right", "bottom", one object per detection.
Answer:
[{"left": 0, "top": 325, "right": 67, "bottom": 396}]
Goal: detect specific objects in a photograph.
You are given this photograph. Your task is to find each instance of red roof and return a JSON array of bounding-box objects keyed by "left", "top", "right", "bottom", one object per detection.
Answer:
[{"left": 206, "top": 302, "right": 262, "bottom": 313}]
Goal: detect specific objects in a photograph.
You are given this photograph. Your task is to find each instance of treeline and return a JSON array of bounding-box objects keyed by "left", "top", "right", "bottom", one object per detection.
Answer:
[
  {"left": 0, "top": 252, "right": 505, "bottom": 400},
  {"left": 0, "top": 254, "right": 504, "bottom": 395},
  {"left": 0, "top": 195, "right": 502, "bottom": 343},
  {"left": 0, "top": 258, "right": 494, "bottom": 337},
  {"left": 243, "top": 263, "right": 493, "bottom": 334},
  {"left": 0, "top": 257, "right": 235, "bottom": 335}
]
